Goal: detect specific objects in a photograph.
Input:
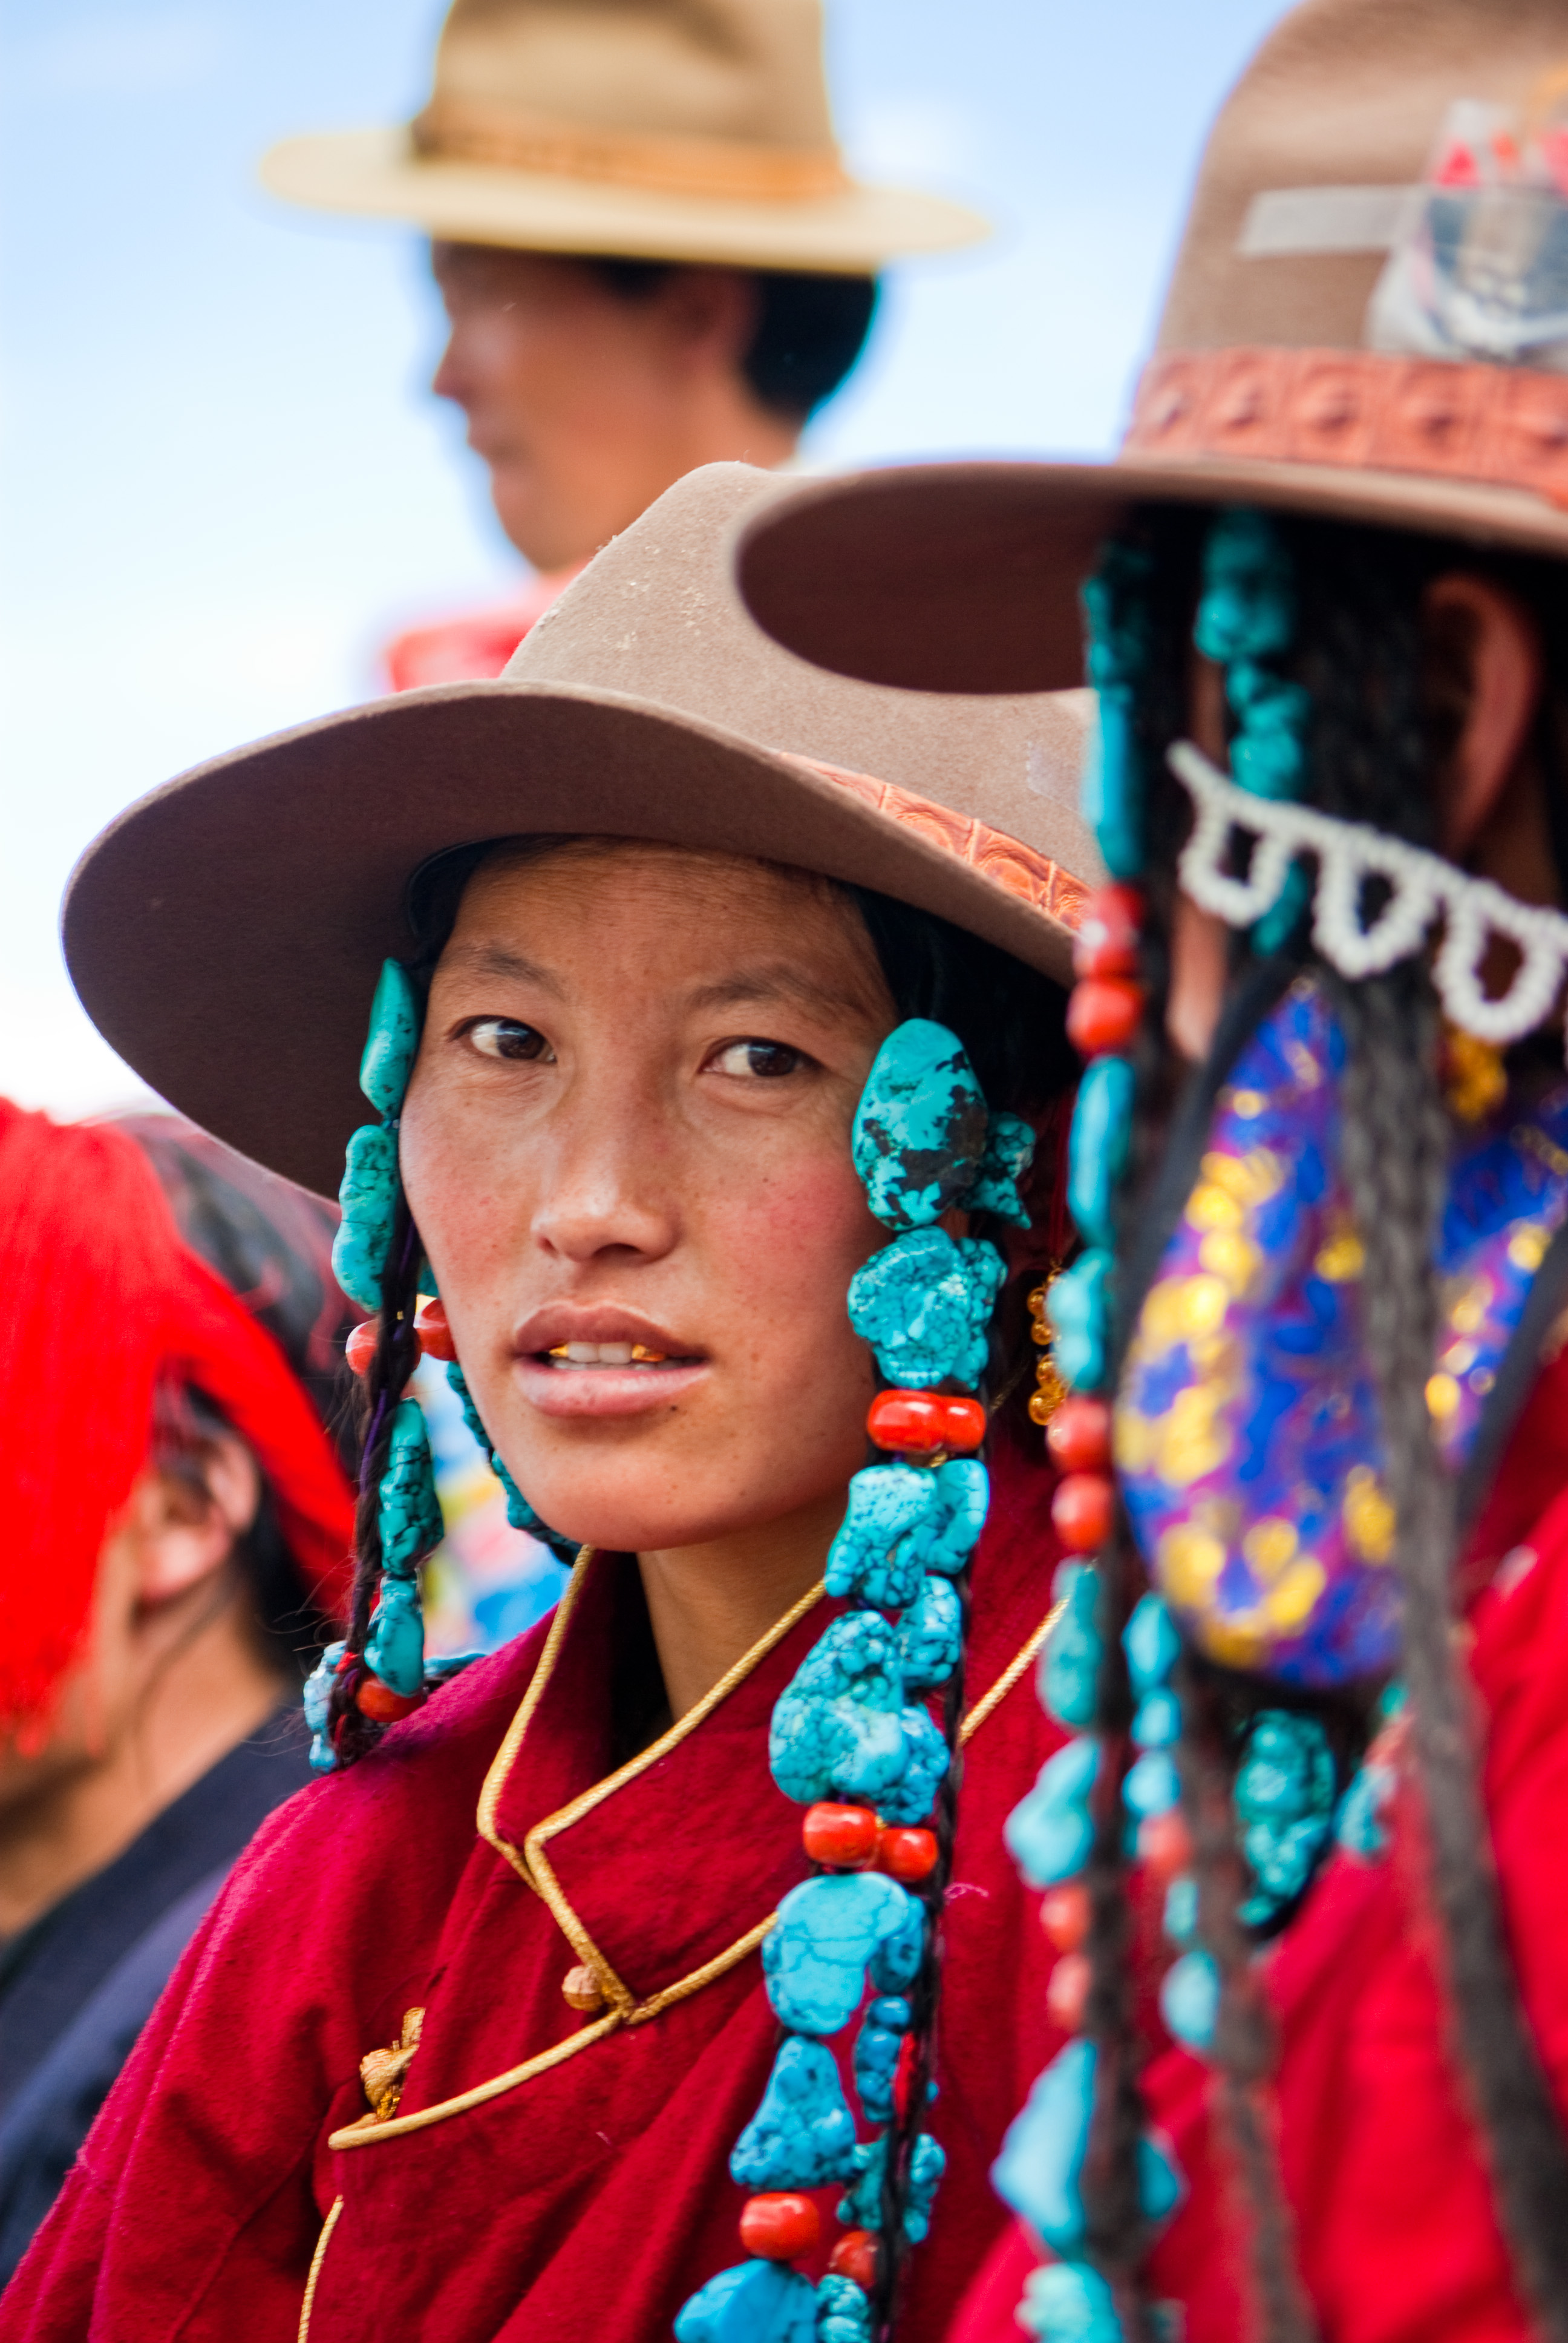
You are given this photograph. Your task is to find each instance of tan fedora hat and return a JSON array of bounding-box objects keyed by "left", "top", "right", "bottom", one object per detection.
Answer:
[
  {"left": 62, "top": 464, "right": 1096, "bottom": 1202},
  {"left": 733, "top": 0, "right": 1568, "bottom": 691},
  {"left": 261, "top": 0, "right": 986, "bottom": 274}
]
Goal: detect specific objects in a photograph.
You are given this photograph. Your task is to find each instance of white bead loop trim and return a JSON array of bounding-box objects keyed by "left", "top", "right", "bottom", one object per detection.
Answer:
[{"left": 1169, "top": 740, "right": 1568, "bottom": 1045}]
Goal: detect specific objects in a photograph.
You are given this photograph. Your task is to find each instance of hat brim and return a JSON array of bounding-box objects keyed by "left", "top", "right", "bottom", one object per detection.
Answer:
[
  {"left": 734, "top": 454, "right": 1568, "bottom": 695},
  {"left": 260, "top": 130, "right": 988, "bottom": 273},
  {"left": 64, "top": 681, "right": 1079, "bottom": 1202}
]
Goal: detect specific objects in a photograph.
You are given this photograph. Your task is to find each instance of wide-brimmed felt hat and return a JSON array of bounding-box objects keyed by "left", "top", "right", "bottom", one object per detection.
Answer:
[
  {"left": 261, "top": 0, "right": 985, "bottom": 275},
  {"left": 734, "top": 0, "right": 1568, "bottom": 693},
  {"left": 64, "top": 464, "right": 1097, "bottom": 1204}
]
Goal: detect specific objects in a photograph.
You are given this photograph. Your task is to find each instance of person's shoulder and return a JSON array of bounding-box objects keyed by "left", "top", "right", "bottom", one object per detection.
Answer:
[{"left": 221, "top": 1620, "right": 555, "bottom": 1902}]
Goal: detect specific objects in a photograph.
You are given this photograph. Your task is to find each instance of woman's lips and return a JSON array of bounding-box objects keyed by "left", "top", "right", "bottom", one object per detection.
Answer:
[{"left": 513, "top": 1352, "right": 708, "bottom": 1418}]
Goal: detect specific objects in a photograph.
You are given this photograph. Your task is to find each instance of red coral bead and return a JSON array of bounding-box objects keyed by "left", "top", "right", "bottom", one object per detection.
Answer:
[
  {"left": 1039, "top": 1879, "right": 1091, "bottom": 1952},
  {"left": 828, "top": 2232, "right": 881, "bottom": 2290},
  {"left": 1045, "top": 1395, "right": 1112, "bottom": 1475},
  {"left": 356, "top": 1676, "right": 423, "bottom": 1724},
  {"left": 866, "top": 1390, "right": 986, "bottom": 1454},
  {"left": 1051, "top": 1472, "right": 1115, "bottom": 1553},
  {"left": 739, "top": 2195, "right": 820, "bottom": 2260},
  {"left": 1047, "top": 1950, "right": 1093, "bottom": 2033},
  {"left": 803, "top": 1803, "right": 881, "bottom": 1869},
  {"left": 1073, "top": 884, "right": 1144, "bottom": 979},
  {"left": 345, "top": 1320, "right": 380, "bottom": 1376},
  {"left": 414, "top": 1296, "right": 457, "bottom": 1361},
  {"left": 1067, "top": 977, "right": 1144, "bottom": 1058},
  {"left": 1138, "top": 1807, "right": 1193, "bottom": 1883},
  {"left": 876, "top": 1826, "right": 939, "bottom": 1883}
]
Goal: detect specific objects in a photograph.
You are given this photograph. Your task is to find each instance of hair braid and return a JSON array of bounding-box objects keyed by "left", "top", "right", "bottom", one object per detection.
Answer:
[{"left": 327, "top": 1188, "right": 424, "bottom": 1767}]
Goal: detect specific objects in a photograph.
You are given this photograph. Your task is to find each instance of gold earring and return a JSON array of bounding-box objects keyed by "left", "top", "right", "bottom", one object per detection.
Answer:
[
  {"left": 1027, "top": 1274, "right": 1067, "bottom": 1428},
  {"left": 1441, "top": 1021, "right": 1507, "bottom": 1124}
]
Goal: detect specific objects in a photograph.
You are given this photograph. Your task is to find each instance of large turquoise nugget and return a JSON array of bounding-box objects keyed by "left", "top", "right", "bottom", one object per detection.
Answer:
[
  {"left": 1067, "top": 1057, "right": 1135, "bottom": 1251},
  {"left": 769, "top": 1613, "right": 949, "bottom": 1820},
  {"left": 730, "top": 2036, "right": 858, "bottom": 2189},
  {"left": 334, "top": 1122, "right": 399, "bottom": 1312},
  {"left": 762, "top": 1871, "right": 920, "bottom": 2036},
  {"left": 378, "top": 1397, "right": 443, "bottom": 1575},
  {"left": 825, "top": 1460, "right": 986, "bottom": 1608},
  {"left": 848, "top": 1225, "right": 1005, "bottom": 1388},
  {"left": 852, "top": 1019, "right": 988, "bottom": 1229},
  {"left": 359, "top": 958, "right": 422, "bottom": 1118},
  {"left": 674, "top": 2261, "right": 817, "bottom": 2343},
  {"left": 364, "top": 1574, "right": 425, "bottom": 1699}
]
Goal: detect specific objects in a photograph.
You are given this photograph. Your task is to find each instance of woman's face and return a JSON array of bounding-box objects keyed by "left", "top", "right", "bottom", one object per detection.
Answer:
[{"left": 400, "top": 843, "right": 898, "bottom": 1556}]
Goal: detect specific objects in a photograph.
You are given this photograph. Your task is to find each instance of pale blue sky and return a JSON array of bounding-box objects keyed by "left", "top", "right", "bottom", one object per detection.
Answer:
[{"left": 0, "top": 0, "right": 1284, "bottom": 1112}]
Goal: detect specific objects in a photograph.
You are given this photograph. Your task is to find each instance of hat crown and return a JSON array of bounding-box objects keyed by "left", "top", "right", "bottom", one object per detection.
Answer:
[
  {"left": 426, "top": 0, "right": 835, "bottom": 154},
  {"left": 1156, "top": 0, "right": 1568, "bottom": 356}
]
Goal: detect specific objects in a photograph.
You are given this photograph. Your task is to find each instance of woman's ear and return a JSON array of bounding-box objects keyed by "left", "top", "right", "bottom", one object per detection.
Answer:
[
  {"left": 126, "top": 1437, "right": 261, "bottom": 1609},
  {"left": 1423, "top": 572, "right": 1543, "bottom": 859}
]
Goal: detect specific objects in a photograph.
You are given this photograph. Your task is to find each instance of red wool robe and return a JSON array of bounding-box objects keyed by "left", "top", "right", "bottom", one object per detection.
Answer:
[
  {"left": 952, "top": 1352, "right": 1568, "bottom": 2343},
  {"left": 1, "top": 1436, "right": 1073, "bottom": 2343}
]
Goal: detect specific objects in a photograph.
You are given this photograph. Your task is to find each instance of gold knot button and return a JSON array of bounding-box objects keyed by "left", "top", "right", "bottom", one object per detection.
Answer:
[
  {"left": 561, "top": 1963, "right": 606, "bottom": 2013},
  {"left": 359, "top": 2006, "right": 425, "bottom": 2122}
]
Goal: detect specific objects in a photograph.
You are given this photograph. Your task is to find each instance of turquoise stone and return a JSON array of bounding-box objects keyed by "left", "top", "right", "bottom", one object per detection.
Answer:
[
  {"left": 826, "top": 1464, "right": 948, "bottom": 1610},
  {"left": 364, "top": 1573, "right": 425, "bottom": 1699},
  {"left": 1335, "top": 1757, "right": 1395, "bottom": 1861},
  {"left": 762, "top": 1871, "right": 921, "bottom": 2036},
  {"left": 1193, "top": 508, "right": 1293, "bottom": 664},
  {"left": 1123, "top": 1594, "right": 1181, "bottom": 1697},
  {"left": 1005, "top": 1735, "right": 1099, "bottom": 1888},
  {"left": 1235, "top": 1711, "right": 1336, "bottom": 1920},
  {"left": 1160, "top": 1948, "right": 1220, "bottom": 2052},
  {"left": 875, "top": 1700, "right": 949, "bottom": 1826},
  {"left": 869, "top": 1890, "right": 925, "bottom": 1991},
  {"left": 1039, "top": 1562, "right": 1103, "bottom": 1731},
  {"left": 1123, "top": 1749, "right": 1180, "bottom": 1819},
  {"left": 1045, "top": 1250, "right": 1111, "bottom": 1395},
  {"left": 993, "top": 2039, "right": 1183, "bottom": 2255},
  {"left": 769, "top": 1612, "right": 908, "bottom": 1806},
  {"left": 838, "top": 2129, "right": 946, "bottom": 2244},
  {"left": 816, "top": 2275, "right": 873, "bottom": 2343},
  {"left": 674, "top": 2260, "right": 817, "bottom": 2343},
  {"left": 1068, "top": 1058, "right": 1135, "bottom": 1250},
  {"left": 1019, "top": 2261, "right": 1123, "bottom": 2343},
  {"left": 379, "top": 1399, "right": 443, "bottom": 1576},
  {"left": 966, "top": 1109, "right": 1035, "bottom": 1227},
  {"left": 1080, "top": 693, "right": 1144, "bottom": 881},
  {"left": 898, "top": 1574, "right": 962, "bottom": 1690},
  {"left": 730, "top": 2036, "right": 858, "bottom": 2189},
  {"left": 852, "top": 1019, "right": 988, "bottom": 1229},
  {"left": 333, "top": 1122, "right": 399, "bottom": 1312},
  {"left": 302, "top": 1640, "right": 345, "bottom": 1774},
  {"left": 358, "top": 958, "right": 422, "bottom": 1118},
  {"left": 852, "top": 1994, "right": 910, "bottom": 2123},
  {"left": 1132, "top": 1688, "right": 1181, "bottom": 1749},
  {"left": 1163, "top": 1874, "right": 1198, "bottom": 1945},
  {"left": 921, "top": 1461, "right": 990, "bottom": 1575},
  {"left": 848, "top": 1227, "right": 1005, "bottom": 1390}
]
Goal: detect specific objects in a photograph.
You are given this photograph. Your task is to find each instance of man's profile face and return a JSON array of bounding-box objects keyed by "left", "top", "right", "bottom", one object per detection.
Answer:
[{"left": 430, "top": 243, "right": 791, "bottom": 573}]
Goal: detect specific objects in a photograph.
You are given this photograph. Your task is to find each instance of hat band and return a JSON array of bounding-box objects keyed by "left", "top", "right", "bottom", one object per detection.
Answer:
[
  {"left": 411, "top": 96, "right": 851, "bottom": 206},
  {"left": 1125, "top": 346, "right": 1568, "bottom": 514},
  {"left": 800, "top": 756, "right": 1091, "bottom": 934}
]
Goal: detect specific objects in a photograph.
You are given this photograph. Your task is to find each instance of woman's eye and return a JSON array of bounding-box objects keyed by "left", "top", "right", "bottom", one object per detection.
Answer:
[
  {"left": 709, "top": 1038, "right": 806, "bottom": 1080},
  {"left": 466, "top": 1017, "right": 550, "bottom": 1062}
]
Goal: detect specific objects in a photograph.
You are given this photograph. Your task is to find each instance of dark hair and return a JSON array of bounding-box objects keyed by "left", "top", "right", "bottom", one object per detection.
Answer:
[
  {"left": 121, "top": 1114, "right": 355, "bottom": 1678},
  {"left": 586, "top": 255, "right": 878, "bottom": 421},
  {"left": 335, "top": 833, "right": 1071, "bottom": 2318},
  {"left": 1079, "top": 506, "right": 1568, "bottom": 2339}
]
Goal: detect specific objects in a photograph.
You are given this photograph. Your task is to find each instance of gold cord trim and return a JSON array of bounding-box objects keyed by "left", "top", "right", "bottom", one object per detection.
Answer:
[
  {"left": 297, "top": 2195, "right": 344, "bottom": 2340},
  {"left": 959, "top": 1594, "right": 1065, "bottom": 1745},
  {"left": 332, "top": 1572, "right": 1060, "bottom": 2151}
]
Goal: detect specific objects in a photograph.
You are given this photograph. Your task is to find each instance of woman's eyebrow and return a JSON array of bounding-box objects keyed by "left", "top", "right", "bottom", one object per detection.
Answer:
[
  {"left": 687, "top": 966, "right": 878, "bottom": 1023},
  {"left": 439, "top": 940, "right": 563, "bottom": 996}
]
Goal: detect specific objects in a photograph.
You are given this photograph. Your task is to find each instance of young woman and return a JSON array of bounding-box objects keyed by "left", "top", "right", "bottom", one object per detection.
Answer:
[
  {"left": 733, "top": 6, "right": 1568, "bottom": 2339},
  {"left": 0, "top": 1107, "right": 354, "bottom": 2282},
  {"left": 0, "top": 466, "right": 1099, "bottom": 2342}
]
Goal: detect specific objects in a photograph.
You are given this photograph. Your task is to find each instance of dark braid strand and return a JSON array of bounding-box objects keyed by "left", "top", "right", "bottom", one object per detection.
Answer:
[{"left": 327, "top": 1191, "right": 424, "bottom": 1768}]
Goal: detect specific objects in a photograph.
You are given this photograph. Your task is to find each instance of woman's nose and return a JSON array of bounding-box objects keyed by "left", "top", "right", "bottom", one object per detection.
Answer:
[{"left": 528, "top": 1101, "right": 681, "bottom": 1267}]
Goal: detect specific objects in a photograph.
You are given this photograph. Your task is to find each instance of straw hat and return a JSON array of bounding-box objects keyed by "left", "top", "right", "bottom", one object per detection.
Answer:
[
  {"left": 261, "top": 0, "right": 985, "bottom": 274},
  {"left": 63, "top": 465, "right": 1096, "bottom": 1202},
  {"left": 733, "top": 0, "right": 1568, "bottom": 691}
]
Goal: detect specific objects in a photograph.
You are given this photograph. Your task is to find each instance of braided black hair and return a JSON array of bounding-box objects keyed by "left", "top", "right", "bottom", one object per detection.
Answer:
[{"left": 1080, "top": 502, "right": 1568, "bottom": 2337}]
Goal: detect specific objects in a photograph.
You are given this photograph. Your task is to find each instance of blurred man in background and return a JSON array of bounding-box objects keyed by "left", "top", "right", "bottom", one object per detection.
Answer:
[
  {"left": 0, "top": 1109, "right": 354, "bottom": 2284},
  {"left": 261, "top": 0, "right": 987, "bottom": 684}
]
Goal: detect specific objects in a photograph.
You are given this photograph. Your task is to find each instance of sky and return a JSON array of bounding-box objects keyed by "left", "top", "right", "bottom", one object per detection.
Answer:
[{"left": 0, "top": 0, "right": 1287, "bottom": 1117}]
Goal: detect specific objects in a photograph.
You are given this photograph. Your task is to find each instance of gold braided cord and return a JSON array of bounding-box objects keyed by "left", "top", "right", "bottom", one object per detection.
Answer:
[
  {"left": 958, "top": 1593, "right": 1065, "bottom": 1745},
  {"left": 334, "top": 1575, "right": 1062, "bottom": 2150},
  {"left": 296, "top": 2195, "right": 344, "bottom": 2339}
]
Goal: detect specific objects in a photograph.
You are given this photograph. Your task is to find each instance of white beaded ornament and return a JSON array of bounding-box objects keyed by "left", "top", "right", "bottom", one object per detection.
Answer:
[{"left": 1169, "top": 740, "right": 1568, "bottom": 1045}]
